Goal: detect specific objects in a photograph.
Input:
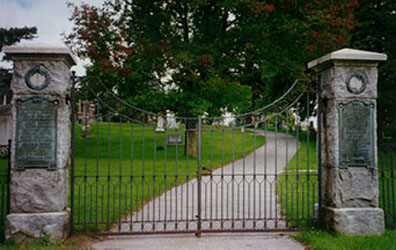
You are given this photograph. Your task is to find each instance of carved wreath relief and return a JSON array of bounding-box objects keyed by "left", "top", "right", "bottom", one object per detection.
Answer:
[
  {"left": 345, "top": 70, "right": 367, "bottom": 95},
  {"left": 25, "top": 65, "right": 50, "bottom": 90}
]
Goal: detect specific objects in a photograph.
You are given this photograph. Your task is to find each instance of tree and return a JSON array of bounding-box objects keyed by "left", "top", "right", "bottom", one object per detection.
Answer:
[
  {"left": 0, "top": 26, "right": 37, "bottom": 51},
  {"left": 347, "top": 0, "right": 396, "bottom": 139},
  {"left": 65, "top": 0, "right": 358, "bottom": 156},
  {"left": 0, "top": 26, "right": 37, "bottom": 103}
]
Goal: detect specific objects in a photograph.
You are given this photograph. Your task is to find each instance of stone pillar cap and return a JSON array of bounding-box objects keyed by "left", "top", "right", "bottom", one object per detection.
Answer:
[
  {"left": 308, "top": 48, "right": 387, "bottom": 71},
  {"left": 4, "top": 44, "right": 77, "bottom": 68}
]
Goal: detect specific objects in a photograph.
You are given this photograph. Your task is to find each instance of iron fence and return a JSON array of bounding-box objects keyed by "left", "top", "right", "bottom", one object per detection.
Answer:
[
  {"left": 379, "top": 143, "right": 396, "bottom": 228},
  {"left": 0, "top": 140, "right": 11, "bottom": 241},
  {"left": 70, "top": 76, "right": 320, "bottom": 235}
]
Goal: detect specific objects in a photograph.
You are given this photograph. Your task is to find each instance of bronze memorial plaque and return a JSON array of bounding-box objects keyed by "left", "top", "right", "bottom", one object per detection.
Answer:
[
  {"left": 338, "top": 100, "right": 375, "bottom": 169},
  {"left": 15, "top": 96, "right": 59, "bottom": 171}
]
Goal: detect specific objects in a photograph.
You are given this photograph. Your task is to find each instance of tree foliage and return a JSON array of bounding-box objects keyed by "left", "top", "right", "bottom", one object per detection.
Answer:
[
  {"left": 0, "top": 26, "right": 37, "bottom": 51},
  {"left": 65, "top": 0, "right": 359, "bottom": 117},
  {"left": 0, "top": 26, "right": 37, "bottom": 103},
  {"left": 347, "top": 0, "right": 396, "bottom": 138}
]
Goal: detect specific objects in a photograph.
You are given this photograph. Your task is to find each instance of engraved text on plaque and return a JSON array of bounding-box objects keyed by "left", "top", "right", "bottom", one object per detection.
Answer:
[
  {"left": 15, "top": 96, "right": 59, "bottom": 170},
  {"left": 338, "top": 100, "right": 375, "bottom": 168}
]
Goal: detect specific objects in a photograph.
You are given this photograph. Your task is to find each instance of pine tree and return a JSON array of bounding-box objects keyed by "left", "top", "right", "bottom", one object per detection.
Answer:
[{"left": 0, "top": 26, "right": 37, "bottom": 51}]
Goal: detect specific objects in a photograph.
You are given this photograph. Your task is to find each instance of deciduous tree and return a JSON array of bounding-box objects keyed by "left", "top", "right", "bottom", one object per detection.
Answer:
[
  {"left": 65, "top": 0, "right": 359, "bottom": 155},
  {"left": 347, "top": 0, "right": 396, "bottom": 138}
]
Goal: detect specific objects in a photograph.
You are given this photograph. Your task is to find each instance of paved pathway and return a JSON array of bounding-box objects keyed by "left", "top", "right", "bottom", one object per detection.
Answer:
[
  {"left": 92, "top": 232, "right": 304, "bottom": 250},
  {"left": 92, "top": 131, "right": 302, "bottom": 249}
]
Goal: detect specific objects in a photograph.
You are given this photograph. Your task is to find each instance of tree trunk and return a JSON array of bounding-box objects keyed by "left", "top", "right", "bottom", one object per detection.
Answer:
[{"left": 184, "top": 122, "right": 197, "bottom": 157}]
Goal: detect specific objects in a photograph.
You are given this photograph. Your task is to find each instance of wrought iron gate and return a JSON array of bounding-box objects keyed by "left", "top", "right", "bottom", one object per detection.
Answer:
[
  {"left": 379, "top": 142, "right": 396, "bottom": 228},
  {"left": 0, "top": 140, "right": 11, "bottom": 241},
  {"left": 70, "top": 76, "right": 320, "bottom": 235}
]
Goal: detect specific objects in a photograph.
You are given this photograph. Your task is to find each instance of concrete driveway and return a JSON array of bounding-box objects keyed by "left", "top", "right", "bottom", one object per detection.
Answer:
[
  {"left": 92, "top": 131, "right": 303, "bottom": 250},
  {"left": 92, "top": 232, "right": 304, "bottom": 250}
]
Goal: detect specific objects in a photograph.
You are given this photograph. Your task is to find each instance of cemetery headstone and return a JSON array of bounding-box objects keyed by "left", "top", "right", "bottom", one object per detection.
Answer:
[{"left": 166, "top": 134, "right": 183, "bottom": 146}]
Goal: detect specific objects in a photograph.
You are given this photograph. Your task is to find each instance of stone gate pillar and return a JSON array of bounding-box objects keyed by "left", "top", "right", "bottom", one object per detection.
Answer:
[
  {"left": 4, "top": 45, "right": 76, "bottom": 241},
  {"left": 308, "top": 48, "right": 387, "bottom": 235}
]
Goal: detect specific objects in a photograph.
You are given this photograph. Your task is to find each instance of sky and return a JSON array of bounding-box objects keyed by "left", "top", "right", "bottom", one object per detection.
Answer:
[{"left": 0, "top": 0, "right": 105, "bottom": 75}]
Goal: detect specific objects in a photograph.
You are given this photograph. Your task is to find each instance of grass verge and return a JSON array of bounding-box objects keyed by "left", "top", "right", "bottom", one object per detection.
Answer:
[
  {"left": 277, "top": 130, "right": 318, "bottom": 228},
  {"left": 0, "top": 235, "right": 100, "bottom": 250},
  {"left": 294, "top": 229, "right": 396, "bottom": 250}
]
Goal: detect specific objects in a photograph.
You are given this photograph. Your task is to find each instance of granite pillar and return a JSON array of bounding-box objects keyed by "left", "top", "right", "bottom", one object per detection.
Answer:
[
  {"left": 308, "top": 48, "right": 387, "bottom": 235},
  {"left": 4, "top": 45, "right": 76, "bottom": 241}
]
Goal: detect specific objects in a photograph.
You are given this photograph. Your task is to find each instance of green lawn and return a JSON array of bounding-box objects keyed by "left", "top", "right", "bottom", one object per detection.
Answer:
[
  {"left": 378, "top": 145, "right": 396, "bottom": 228},
  {"left": 277, "top": 130, "right": 319, "bottom": 228},
  {"left": 71, "top": 122, "right": 265, "bottom": 232},
  {"left": 295, "top": 229, "right": 396, "bottom": 250}
]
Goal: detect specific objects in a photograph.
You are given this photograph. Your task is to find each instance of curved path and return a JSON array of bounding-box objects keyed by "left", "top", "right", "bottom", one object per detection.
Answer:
[
  {"left": 114, "top": 130, "right": 299, "bottom": 233},
  {"left": 93, "top": 131, "right": 302, "bottom": 250}
]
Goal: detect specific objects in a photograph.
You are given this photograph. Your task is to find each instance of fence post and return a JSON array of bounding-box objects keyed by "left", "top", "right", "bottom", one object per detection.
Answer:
[
  {"left": 4, "top": 45, "right": 76, "bottom": 241},
  {"left": 69, "top": 71, "right": 76, "bottom": 235},
  {"left": 308, "top": 48, "right": 387, "bottom": 235},
  {"left": 196, "top": 116, "right": 202, "bottom": 237}
]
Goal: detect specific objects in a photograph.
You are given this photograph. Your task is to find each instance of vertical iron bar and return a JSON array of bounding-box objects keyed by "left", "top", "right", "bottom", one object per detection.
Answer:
[
  {"left": 196, "top": 116, "right": 202, "bottom": 237},
  {"left": 152, "top": 125, "right": 157, "bottom": 231},
  {"left": 221, "top": 129, "right": 224, "bottom": 229},
  {"left": 306, "top": 92, "right": 310, "bottom": 221},
  {"left": 285, "top": 113, "right": 289, "bottom": 226},
  {"left": 253, "top": 125, "right": 257, "bottom": 228},
  {"left": 381, "top": 155, "right": 386, "bottom": 216},
  {"left": 70, "top": 71, "right": 76, "bottom": 235},
  {"left": 1, "top": 179, "right": 5, "bottom": 233},
  {"left": 118, "top": 117, "right": 123, "bottom": 231},
  {"left": 242, "top": 127, "right": 246, "bottom": 228},
  {"left": 232, "top": 128, "right": 235, "bottom": 229},
  {"left": 141, "top": 125, "right": 145, "bottom": 231},
  {"left": 210, "top": 129, "right": 214, "bottom": 229},
  {"left": 101, "top": 185, "right": 104, "bottom": 224},
  {"left": 95, "top": 98, "right": 99, "bottom": 231},
  {"left": 186, "top": 125, "right": 189, "bottom": 230},
  {"left": 296, "top": 108, "right": 300, "bottom": 226},
  {"left": 112, "top": 183, "right": 116, "bottom": 226},
  {"left": 106, "top": 113, "right": 111, "bottom": 231},
  {"left": 264, "top": 120, "right": 267, "bottom": 228},
  {"left": 175, "top": 126, "right": 179, "bottom": 229},
  {"left": 130, "top": 123, "right": 134, "bottom": 230},
  {"left": 391, "top": 151, "right": 396, "bottom": 226},
  {"left": 78, "top": 185, "right": 81, "bottom": 223},
  {"left": 274, "top": 116, "right": 278, "bottom": 228},
  {"left": 83, "top": 92, "right": 88, "bottom": 232},
  {"left": 124, "top": 184, "right": 127, "bottom": 226},
  {"left": 135, "top": 185, "right": 139, "bottom": 230},
  {"left": 6, "top": 140, "right": 11, "bottom": 221},
  {"left": 317, "top": 76, "right": 323, "bottom": 225},
  {"left": 89, "top": 184, "right": 93, "bottom": 224},
  {"left": 164, "top": 125, "right": 168, "bottom": 230},
  {"left": 387, "top": 154, "right": 392, "bottom": 220}
]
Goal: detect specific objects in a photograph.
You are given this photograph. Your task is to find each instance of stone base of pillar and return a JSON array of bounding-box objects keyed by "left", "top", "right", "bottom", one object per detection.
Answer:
[
  {"left": 6, "top": 210, "right": 70, "bottom": 242},
  {"left": 323, "top": 206, "right": 385, "bottom": 235}
]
